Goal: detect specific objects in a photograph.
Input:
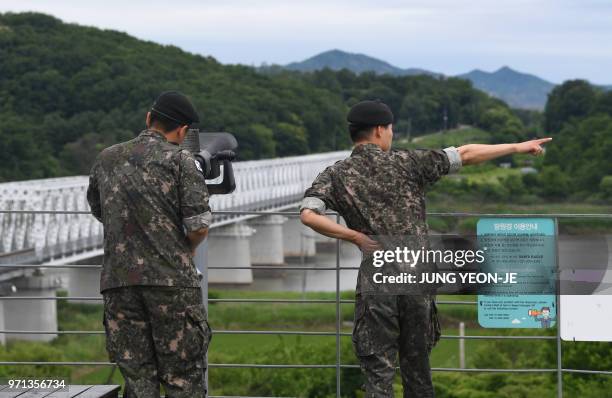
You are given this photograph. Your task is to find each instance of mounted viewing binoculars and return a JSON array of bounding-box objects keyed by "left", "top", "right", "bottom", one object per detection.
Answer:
[{"left": 181, "top": 130, "right": 238, "bottom": 195}]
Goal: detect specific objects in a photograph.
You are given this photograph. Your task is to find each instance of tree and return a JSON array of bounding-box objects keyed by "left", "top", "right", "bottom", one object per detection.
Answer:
[
  {"left": 478, "top": 107, "right": 525, "bottom": 143},
  {"left": 0, "top": 11, "right": 537, "bottom": 180},
  {"left": 273, "top": 122, "right": 309, "bottom": 157},
  {"left": 544, "top": 80, "right": 596, "bottom": 134},
  {"left": 600, "top": 176, "right": 612, "bottom": 199},
  {"left": 538, "top": 166, "right": 570, "bottom": 199}
]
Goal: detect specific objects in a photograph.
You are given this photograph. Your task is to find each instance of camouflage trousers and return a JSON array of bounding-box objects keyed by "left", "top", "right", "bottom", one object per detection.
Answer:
[
  {"left": 102, "top": 286, "right": 212, "bottom": 398},
  {"left": 352, "top": 294, "right": 441, "bottom": 398}
]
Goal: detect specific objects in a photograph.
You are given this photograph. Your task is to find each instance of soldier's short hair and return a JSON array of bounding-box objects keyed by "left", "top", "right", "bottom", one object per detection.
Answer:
[
  {"left": 349, "top": 123, "right": 390, "bottom": 142},
  {"left": 150, "top": 111, "right": 183, "bottom": 133}
]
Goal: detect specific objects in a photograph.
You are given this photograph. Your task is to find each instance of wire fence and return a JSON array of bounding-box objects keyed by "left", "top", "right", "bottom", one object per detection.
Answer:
[{"left": 1, "top": 209, "right": 612, "bottom": 398}]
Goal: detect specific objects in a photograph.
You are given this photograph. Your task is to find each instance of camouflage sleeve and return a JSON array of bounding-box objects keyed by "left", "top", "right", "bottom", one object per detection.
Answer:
[
  {"left": 443, "top": 146, "right": 462, "bottom": 173},
  {"left": 178, "top": 150, "right": 212, "bottom": 232},
  {"left": 410, "top": 148, "right": 454, "bottom": 186},
  {"left": 86, "top": 161, "right": 102, "bottom": 223},
  {"left": 300, "top": 166, "right": 337, "bottom": 214}
]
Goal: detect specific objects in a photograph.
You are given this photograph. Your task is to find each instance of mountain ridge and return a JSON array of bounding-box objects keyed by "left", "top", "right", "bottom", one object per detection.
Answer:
[
  {"left": 285, "top": 49, "right": 439, "bottom": 77},
  {"left": 283, "top": 49, "right": 609, "bottom": 110},
  {"left": 457, "top": 66, "right": 555, "bottom": 110}
]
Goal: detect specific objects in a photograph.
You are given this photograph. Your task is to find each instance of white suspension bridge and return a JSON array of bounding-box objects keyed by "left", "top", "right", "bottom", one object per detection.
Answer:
[{"left": 0, "top": 151, "right": 349, "bottom": 342}]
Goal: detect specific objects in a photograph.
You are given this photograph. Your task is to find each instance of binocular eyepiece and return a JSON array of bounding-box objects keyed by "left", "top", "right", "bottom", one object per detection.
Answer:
[{"left": 181, "top": 130, "right": 238, "bottom": 195}]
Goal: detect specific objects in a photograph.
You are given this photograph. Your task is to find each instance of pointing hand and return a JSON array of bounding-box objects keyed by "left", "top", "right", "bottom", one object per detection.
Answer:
[{"left": 516, "top": 137, "right": 552, "bottom": 156}]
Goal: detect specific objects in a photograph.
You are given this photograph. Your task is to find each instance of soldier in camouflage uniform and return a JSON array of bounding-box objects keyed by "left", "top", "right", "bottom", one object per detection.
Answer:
[
  {"left": 299, "top": 100, "right": 551, "bottom": 397},
  {"left": 87, "top": 91, "right": 213, "bottom": 398}
]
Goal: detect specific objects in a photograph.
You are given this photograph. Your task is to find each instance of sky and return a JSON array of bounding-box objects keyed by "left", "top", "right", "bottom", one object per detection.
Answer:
[{"left": 2, "top": 0, "right": 611, "bottom": 84}]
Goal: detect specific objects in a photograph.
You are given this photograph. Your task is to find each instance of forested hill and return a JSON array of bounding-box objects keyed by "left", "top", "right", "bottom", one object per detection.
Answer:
[
  {"left": 458, "top": 67, "right": 555, "bottom": 110},
  {"left": 284, "top": 49, "right": 438, "bottom": 77},
  {"left": 1, "top": 12, "right": 514, "bottom": 181}
]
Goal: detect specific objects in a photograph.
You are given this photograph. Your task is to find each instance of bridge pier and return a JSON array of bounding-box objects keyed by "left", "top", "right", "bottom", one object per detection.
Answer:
[
  {"left": 249, "top": 215, "right": 287, "bottom": 266},
  {"left": 67, "top": 267, "right": 102, "bottom": 304},
  {"left": 283, "top": 212, "right": 316, "bottom": 259},
  {"left": 208, "top": 222, "right": 255, "bottom": 284},
  {"left": 3, "top": 274, "right": 61, "bottom": 342}
]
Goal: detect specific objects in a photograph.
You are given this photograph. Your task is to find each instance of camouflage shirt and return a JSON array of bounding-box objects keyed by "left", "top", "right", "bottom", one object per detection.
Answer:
[
  {"left": 87, "top": 129, "right": 212, "bottom": 293},
  {"left": 300, "top": 143, "right": 461, "bottom": 292}
]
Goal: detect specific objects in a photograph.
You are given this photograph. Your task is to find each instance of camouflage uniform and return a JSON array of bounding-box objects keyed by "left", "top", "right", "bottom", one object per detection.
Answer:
[
  {"left": 301, "top": 143, "right": 462, "bottom": 397},
  {"left": 87, "top": 129, "right": 213, "bottom": 398}
]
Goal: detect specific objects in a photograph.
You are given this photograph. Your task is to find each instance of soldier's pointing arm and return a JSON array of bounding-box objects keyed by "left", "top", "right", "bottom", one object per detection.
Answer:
[
  {"left": 403, "top": 147, "right": 463, "bottom": 187},
  {"left": 405, "top": 138, "right": 552, "bottom": 186},
  {"left": 457, "top": 138, "right": 552, "bottom": 165}
]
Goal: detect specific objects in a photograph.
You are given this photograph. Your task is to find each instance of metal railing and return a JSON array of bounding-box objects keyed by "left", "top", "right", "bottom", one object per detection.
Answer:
[{"left": 1, "top": 209, "right": 612, "bottom": 398}]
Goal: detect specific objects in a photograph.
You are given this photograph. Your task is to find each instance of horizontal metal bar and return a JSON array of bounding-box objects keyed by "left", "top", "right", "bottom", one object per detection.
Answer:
[
  {"left": 209, "top": 266, "right": 359, "bottom": 270},
  {"left": 209, "top": 365, "right": 601, "bottom": 374},
  {"left": 0, "top": 361, "right": 338, "bottom": 368},
  {"left": 1, "top": 209, "right": 611, "bottom": 219},
  {"left": 0, "top": 296, "right": 103, "bottom": 301},
  {"left": 562, "top": 369, "right": 612, "bottom": 375},
  {"left": 208, "top": 396, "right": 287, "bottom": 398},
  {"left": 204, "top": 331, "right": 556, "bottom": 341},
  {"left": 0, "top": 361, "right": 115, "bottom": 365},
  {"left": 0, "top": 296, "right": 479, "bottom": 305},
  {"left": 0, "top": 210, "right": 93, "bottom": 215},
  {"left": 432, "top": 367, "right": 557, "bottom": 373},
  {"left": 0, "top": 330, "right": 105, "bottom": 335},
  {"left": 212, "top": 364, "right": 338, "bottom": 369},
  {"left": 214, "top": 210, "right": 306, "bottom": 216},
  {"left": 0, "top": 297, "right": 340, "bottom": 303},
  {"left": 3, "top": 361, "right": 605, "bottom": 375},
  {"left": 208, "top": 298, "right": 477, "bottom": 305},
  {"left": 213, "top": 330, "right": 338, "bottom": 336},
  {"left": 0, "top": 264, "right": 102, "bottom": 269},
  {"left": 426, "top": 212, "right": 612, "bottom": 219},
  {"left": 207, "top": 396, "right": 291, "bottom": 398},
  {"left": 0, "top": 329, "right": 557, "bottom": 340},
  {"left": 440, "top": 334, "right": 556, "bottom": 340},
  {"left": 210, "top": 298, "right": 339, "bottom": 304},
  {"left": 0, "top": 210, "right": 306, "bottom": 216},
  {"left": 208, "top": 396, "right": 289, "bottom": 398},
  {"left": 0, "top": 264, "right": 361, "bottom": 271}
]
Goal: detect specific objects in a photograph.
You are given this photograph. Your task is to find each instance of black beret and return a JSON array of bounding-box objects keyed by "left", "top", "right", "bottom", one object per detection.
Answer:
[
  {"left": 347, "top": 100, "right": 394, "bottom": 126},
  {"left": 151, "top": 91, "right": 200, "bottom": 125}
]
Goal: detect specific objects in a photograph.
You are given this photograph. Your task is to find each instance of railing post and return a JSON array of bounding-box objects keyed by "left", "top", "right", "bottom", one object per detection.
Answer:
[
  {"left": 555, "top": 217, "right": 563, "bottom": 398},
  {"left": 459, "top": 322, "right": 465, "bottom": 369},
  {"left": 194, "top": 238, "right": 210, "bottom": 397},
  {"left": 335, "top": 213, "right": 341, "bottom": 398}
]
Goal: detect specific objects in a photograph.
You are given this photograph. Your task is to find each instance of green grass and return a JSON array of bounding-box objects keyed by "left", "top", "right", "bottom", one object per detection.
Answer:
[
  {"left": 458, "top": 166, "right": 521, "bottom": 185},
  {"left": 0, "top": 288, "right": 590, "bottom": 397}
]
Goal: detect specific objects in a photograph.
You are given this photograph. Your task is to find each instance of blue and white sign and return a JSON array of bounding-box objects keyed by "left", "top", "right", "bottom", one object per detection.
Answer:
[{"left": 477, "top": 218, "right": 557, "bottom": 328}]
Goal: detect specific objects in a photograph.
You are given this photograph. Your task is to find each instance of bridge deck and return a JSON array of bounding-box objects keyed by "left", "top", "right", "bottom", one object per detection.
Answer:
[
  {"left": 0, "top": 385, "right": 120, "bottom": 398},
  {"left": 0, "top": 150, "right": 350, "bottom": 262}
]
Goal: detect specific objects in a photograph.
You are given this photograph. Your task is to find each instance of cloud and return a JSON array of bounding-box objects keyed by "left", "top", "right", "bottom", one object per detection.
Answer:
[
  {"left": 512, "top": 319, "right": 521, "bottom": 324},
  {"left": 1, "top": 0, "right": 611, "bottom": 83}
]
